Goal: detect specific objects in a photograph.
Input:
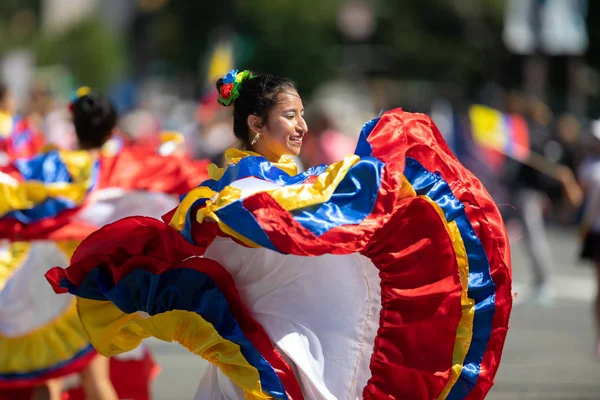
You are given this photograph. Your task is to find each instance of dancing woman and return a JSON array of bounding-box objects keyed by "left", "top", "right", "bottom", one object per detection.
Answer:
[
  {"left": 49, "top": 71, "right": 512, "bottom": 399},
  {"left": 0, "top": 90, "right": 208, "bottom": 399}
]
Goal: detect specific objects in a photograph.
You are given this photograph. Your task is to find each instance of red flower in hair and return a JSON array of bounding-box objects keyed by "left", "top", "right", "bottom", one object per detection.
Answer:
[{"left": 221, "top": 83, "right": 234, "bottom": 99}]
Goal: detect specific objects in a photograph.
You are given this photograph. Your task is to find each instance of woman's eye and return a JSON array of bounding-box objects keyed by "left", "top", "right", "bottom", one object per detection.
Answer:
[{"left": 285, "top": 114, "right": 295, "bottom": 119}]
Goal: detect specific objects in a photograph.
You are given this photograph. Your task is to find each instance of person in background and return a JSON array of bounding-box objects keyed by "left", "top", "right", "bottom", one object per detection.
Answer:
[
  {"left": 0, "top": 89, "right": 208, "bottom": 400},
  {"left": 0, "top": 85, "right": 15, "bottom": 138},
  {"left": 578, "top": 120, "right": 600, "bottom": 359},
  {"left": 300, "top": 111, "right": 356, "bottom": 167},
  {"left": 0, "top": 84, "right": 45, "bottom": 164},
  {"left": 545, "top": 113, "right": 586, "bottom": 224},
  {"left": 26, "top": 83, "right": 53, "bottom": 134},
  {"left": 195, "top": 105, "right": 236, "bottom": 164},
  {"left": 504, "top": 96, "right": 582, "bottom": 306}
]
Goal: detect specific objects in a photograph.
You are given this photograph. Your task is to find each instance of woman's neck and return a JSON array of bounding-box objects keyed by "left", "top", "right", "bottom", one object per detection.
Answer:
[
  {"left": 215, "top": 147, "right": 298, "bottom": 180},
  {"left": 250, "top": 145, "right": 282, "bottom": 163},
  {"left": 263, "top": 152, "right": 283, "bottom": 163}
]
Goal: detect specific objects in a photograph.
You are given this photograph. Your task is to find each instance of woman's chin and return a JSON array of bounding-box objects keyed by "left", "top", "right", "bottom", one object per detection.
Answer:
[{"left": 286, "top": 143, "right": 302, "bottom": 156}]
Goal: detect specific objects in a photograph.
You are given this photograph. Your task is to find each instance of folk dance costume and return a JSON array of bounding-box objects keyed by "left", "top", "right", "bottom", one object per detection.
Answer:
[
  {"left": 0, "top": 113, "right": 45, "bottom": 165},
  {"left": 49, "top": 110, "right": 512, "bottom": 399},
  {"left": 0, "top": 145, "right": 209, "bottom": 399}
]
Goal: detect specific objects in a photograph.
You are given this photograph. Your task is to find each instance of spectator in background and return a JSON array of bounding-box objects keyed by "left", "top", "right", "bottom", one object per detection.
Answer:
[
  {"left": 556, "top": 114, "right": 584, "bottom": 171},
  {"left": 500, "top": 95, "right": 555, "bottom": 305},
  {"left": 0, "top": 85, "right": 15, "bottom": 138},
  {"left": 0, "top": 84, "right": 46, "bottom": 163},
  {"left": 504, "top": 96, "right": 581, "bottom": 306},
  {"left": 195, "top": 106, "right": 236, "bottom": 164},
  {"left": 27, "top": 83, "right": 79, "bottom": 151},
  {"left": 26, "top": 83, "right": 53, "bottom": 130},
  {"left": 192, "top": 93, "right": 236, "bottom": 164},
  {"left": 545, "top": 113, "right": 586, "bottom": 224},
  {"left": 578, "top": 120, "right": 600, "bottom": 359},
  {"left": 300, "top": 112, "right": 356, "bottom": 167},
  {"left": 118, "top": 108, "right": 161, "bottom": 147}
]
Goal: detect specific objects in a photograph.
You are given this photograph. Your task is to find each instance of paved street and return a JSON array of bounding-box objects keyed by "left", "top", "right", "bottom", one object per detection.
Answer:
[
  {"left": 487, "top": 225, "right": 600, "bottom": 400},
  {"left": 148, "top": 225, "right": 600, "bottom": 399}
]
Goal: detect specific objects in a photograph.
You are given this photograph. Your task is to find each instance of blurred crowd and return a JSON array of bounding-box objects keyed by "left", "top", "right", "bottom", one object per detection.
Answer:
[
  {"left": 447, "top": 90, "right": 600, "bottom": 306},
  {"left": 0, "top": 79, "right": 365, "bottom": 169}
]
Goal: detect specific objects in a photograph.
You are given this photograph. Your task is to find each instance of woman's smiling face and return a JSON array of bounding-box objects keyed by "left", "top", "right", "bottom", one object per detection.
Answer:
[{"left": 249, "top": 90, "right": 308, "bottom": 161}]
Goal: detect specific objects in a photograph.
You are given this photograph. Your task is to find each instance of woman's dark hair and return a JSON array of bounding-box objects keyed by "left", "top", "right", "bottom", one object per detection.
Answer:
[
  {"left": 216, "top": 73, "right": 297, "bottom": 149},
  {"left": 72, "top": 93, "right": 117, "bottom": 149}
]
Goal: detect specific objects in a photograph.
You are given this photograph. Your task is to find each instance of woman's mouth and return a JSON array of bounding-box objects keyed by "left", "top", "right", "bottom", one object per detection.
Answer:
[{"left": 289, "top": 136, "right": 303, "bottom": 146}]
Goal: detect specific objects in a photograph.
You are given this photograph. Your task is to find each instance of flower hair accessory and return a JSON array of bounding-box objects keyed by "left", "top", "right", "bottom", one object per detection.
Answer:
[
  {"left": 218, "top": 69, "right": 255, "bottom": 106},
  {"left": 69, "top": 86, "right": 92, "bottom": 112}
]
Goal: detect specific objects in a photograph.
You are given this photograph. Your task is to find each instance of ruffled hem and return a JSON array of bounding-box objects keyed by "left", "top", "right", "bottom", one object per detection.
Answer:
[
  {"left": 47, "top": 221, "right": 301, "bottom": 400},
  {"left": 0, "top": 299, "right": 95, "bottom": 388}
]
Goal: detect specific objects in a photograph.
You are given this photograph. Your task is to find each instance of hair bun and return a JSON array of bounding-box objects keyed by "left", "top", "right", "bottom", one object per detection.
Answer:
[
  {"left": 79, "top": 95, "right": 98, "bottom": 114},
  {"left": 71, "top": 90, "right": 118, "bottom": 149},
  {"left": 76, "top": 94, "right": 112, "bottom": 126},
  {"left": 216, "top": 69, "right": 254, "bottom": 107}
]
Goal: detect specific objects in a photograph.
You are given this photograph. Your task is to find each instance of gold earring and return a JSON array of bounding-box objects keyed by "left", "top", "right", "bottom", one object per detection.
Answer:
[{"left": 251, "top": 132, "right": 261, "bottom": 146}]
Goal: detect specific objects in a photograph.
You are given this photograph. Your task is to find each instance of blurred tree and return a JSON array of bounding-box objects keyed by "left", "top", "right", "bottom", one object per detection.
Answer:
[
  {"left": 0, "top": 2, "right": 126, "bottom": 90},
  {"left": 233, "top": 0, "right": 342, "bottom": 94},
  {"left": 131, "top": 0, "right": 340, "bottom": 94},
  {"left": 0, "top": 0, "right": 40, "bottom": 15},
  {"left": 372, "top": 0, "right": 505, "bottom": 87},
  {"left": 35, "top": 17, "right": 127, "bottom": 90},
  {"left": 0, "top": 0, "right": 41, "bottom": 52},
  {"left": 128, "top": 0, "right": 508, "bottom": 97},
  {"left": 130, "top": 0, "right": 234, "bottom": 83}
]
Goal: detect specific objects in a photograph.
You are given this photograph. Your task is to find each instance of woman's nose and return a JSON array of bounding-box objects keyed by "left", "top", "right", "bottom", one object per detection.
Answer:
[{"left": 298, "top": 117, "right": 308, "bottom": 134}]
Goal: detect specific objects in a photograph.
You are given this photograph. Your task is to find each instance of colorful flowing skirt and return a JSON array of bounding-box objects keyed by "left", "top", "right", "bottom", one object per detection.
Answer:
[
  {"left": 49, "top": 109, "right": 512, "bottom": 399},
  {"left": 0, "top": 241, "right": 95, "bottom": 389}
]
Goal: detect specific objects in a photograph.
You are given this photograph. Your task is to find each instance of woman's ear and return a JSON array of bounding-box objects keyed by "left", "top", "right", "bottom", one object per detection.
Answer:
[{"left": 247, "top": 115, "right": 263, "bottom": 134}]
